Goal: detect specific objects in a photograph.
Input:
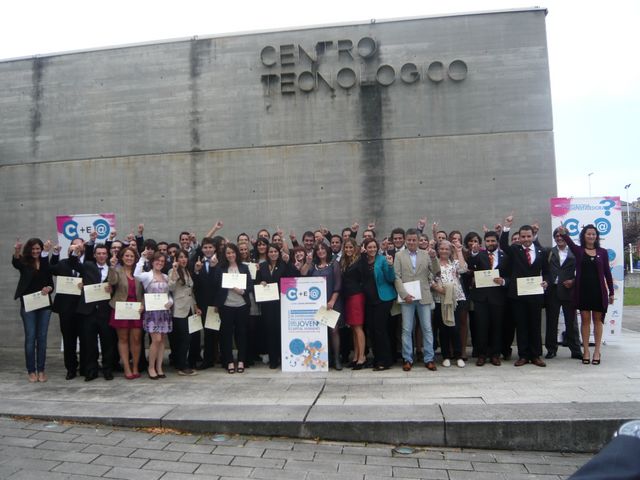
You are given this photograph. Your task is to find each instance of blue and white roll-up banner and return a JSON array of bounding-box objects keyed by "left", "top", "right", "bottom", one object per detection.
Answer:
[
  {"left": 550, "top": 197, "right": 624, "bottom": 341},
  {"left": 280, "top": 277, "right": 328, "bottom": 372}
]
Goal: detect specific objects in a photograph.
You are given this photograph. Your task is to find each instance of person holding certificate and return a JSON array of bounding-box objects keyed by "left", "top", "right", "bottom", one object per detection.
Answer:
[
  {"left": 499, "top": 214, "right": 549, "bottom": 367},
  {"left": 256, "top": 243, "right": 299, "bottom": 369},
  {"left": 300, "top": 242, "right": 344, "bottom": 370},
  {"left": 12, "top": 238, "right": 54, "bottom": 383},
  {"left": 168, "top": 249, "right": 200, "bottom": 376},
  {"left": 467, "top": 231, "right": 509, "bottom": 366},
  {"left": 394, "top": 229, "right": 441, "bottom": 372},
  {"left": 50, "top": 238, "right": 87, "bottom": 380},
  {"left": 340, "top": 238, "right": 366, "bottom": 370},
  {"left": 69, "top": 243, "right": 116, "bottom": 381},
  {"left": 557, "top": 224, "right": 614, "bottom": 365},
  {"left": 431, "top": 240, "right": 469, "bottom": 368},
  {"left": 212, "top": 243, "right": 252, "bottom": 374},
  {"left": 135, "top": 252, "right": 173, "bottom": 379},
  {"left": 359, "top": 238, "right": 396, "bottom": 371},
  {"left": 107, "top": 246, "right": 144, "bottom": 380}
]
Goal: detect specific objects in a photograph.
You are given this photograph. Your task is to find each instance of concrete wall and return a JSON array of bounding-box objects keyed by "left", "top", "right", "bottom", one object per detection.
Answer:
[{"left": 0, "top": 9, "right": 556, "bottom": 347}]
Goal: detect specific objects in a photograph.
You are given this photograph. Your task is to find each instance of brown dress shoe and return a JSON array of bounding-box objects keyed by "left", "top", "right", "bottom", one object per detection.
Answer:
[
  {"left": 476, "top": 356, "right": 486, "bottom": 366},
  {"left": 514, "top": 358, "right": 529, "bottom": 367},
  {"left": 531, "top": 357, "right": 546, "bottom": 367},
  {"left": 402, "top": 361, "right": 412, "bottom": 372},
  {"left": 490, "top": 356, "right": 502, "bottom": 366},
  {"left": 425, "top": 361, "right": 437, "bottom": 371}
]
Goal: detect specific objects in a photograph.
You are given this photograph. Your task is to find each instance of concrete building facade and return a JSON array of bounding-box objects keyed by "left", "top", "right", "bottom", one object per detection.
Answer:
[{"left": 0, "top": 8, "right": 556, "bottom": 346}]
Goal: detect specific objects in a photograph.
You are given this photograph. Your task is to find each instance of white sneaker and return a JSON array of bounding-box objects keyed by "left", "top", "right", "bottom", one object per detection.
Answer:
[
  {"left": 457, "top": 358, "right": 465, "bottom": 368},
  {"left": 442, "top": 359, "right": 451, "bottom": 367}
]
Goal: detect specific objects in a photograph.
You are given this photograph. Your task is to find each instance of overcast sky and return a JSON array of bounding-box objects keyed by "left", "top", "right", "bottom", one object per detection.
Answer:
[{"left": 1, "top": 0, "right": 638, "bottom": 203}]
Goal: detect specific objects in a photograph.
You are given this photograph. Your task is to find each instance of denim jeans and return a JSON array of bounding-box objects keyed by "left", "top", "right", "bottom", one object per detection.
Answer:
[
  {"left": 20, "top": 307, "right": 51, "bottom": 373},
  {"left": 401, "top": 302, "right": 434, "bottom": 363}
]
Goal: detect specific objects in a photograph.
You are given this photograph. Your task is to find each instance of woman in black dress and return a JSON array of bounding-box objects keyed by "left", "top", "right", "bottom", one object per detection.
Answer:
[
  {"left": 256, "top": 244, "right": 299, "bottom": 369},
  {"left": 558, "top": 224, "right": 614, "bottom": 365}
]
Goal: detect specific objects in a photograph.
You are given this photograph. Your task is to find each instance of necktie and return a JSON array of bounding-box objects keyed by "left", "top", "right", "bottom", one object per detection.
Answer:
[
  {"left": 525, "top": 247, "right": 532, "bottom": 266},
  {"left": 488, "top": 252, "right": 494, "bottom": 270},
  {"left": 205, "top": 261, "right": 209, "bottom": 274}
]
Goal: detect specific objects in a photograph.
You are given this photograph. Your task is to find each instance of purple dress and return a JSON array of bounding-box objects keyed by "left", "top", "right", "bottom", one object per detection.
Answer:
[{"left": 143, "top": 278, "right": 172, "bottom": 333}]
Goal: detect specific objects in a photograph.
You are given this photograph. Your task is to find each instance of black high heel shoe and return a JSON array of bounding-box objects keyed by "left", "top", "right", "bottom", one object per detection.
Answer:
[
  {"left": 582, "top": 355, "right": 590, "bottom": 365},
  {"left": 591, "top": 355, "right": 601, "bottom": 365}
]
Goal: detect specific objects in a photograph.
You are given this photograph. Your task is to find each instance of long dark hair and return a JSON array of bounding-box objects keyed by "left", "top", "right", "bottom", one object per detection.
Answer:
[
  {"left": 312, "top": 242, "right": 331, "bottom": 266},
  {"left": 175, "top": 249, "right": 191, "bottom": 285},
  {"left": 267, "top": 243, "right": 282, "bottom": 266},
  {"left": 579, "top": 224, "right": 601, "bottom": 249},
  {"left": 252, "top": 237, "right": 269, "bottom": 263},
  {"left": 21, "top": 238, "right": 44, "bottom": 267},
  {"left": 220, "top": 242, "right": 241, "bottom": 269}
]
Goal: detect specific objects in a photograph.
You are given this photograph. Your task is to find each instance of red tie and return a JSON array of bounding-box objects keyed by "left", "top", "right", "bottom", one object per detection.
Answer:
[
  {"left": 488, "top": 252, "right": 494, "bottom": 269},
  {"left": 525, "top": 247, "right": 532, "bottom": 266}
]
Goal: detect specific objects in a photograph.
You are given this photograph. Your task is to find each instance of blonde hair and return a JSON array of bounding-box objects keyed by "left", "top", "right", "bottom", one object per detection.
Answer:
[{"left": 340, "top": 237, "right": 361, "bottom": 272}]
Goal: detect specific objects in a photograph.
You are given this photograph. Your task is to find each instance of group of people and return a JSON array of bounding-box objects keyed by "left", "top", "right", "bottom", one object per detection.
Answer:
[{"left": 11, "top": 214, "right": 615, "bottom": 382}]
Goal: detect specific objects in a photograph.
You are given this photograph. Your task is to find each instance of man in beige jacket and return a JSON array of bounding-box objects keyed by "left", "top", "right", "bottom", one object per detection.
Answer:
[{"left": 394, "top": 228, "right": 440, "bottom": 371}]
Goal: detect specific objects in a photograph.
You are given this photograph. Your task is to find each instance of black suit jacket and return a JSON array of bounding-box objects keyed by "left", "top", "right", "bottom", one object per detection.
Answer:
[
  {"left": 212, "top": 263, "right": 253, "bottom": 308},
  {"left": 68, "top": 256, "right": 112, "bottom": 315},
  {"left": 467, "top": 249, "right": 509, "bottom": 306},
  {"left": 12, "top": 255, "right": 54, "bottom": 300},
  {"left": 500, "top": 231, "right": 549, "bottom": 304},
  {"left": 192, "top": 260, "right": 219, "bottom": 309},
  {"left": 256, "top": 260, "right": 300, "bottom": 291},
  {"left": 546, "top": 246, "right": 576, "bottom": 302},
  {"left": 49, "top": 255, "right": 81, "bottom": 314}
]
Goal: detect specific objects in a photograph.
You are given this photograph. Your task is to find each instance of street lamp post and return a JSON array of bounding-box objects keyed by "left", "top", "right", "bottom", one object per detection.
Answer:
[
  {"left": 624, "top": 183, "right": 631, "bottom": 223},
  {"left": 624, "top": 183, "right": 633, "bottom": 273},
  {"left": 588, "top": 172, "right": 594, "bottom": 197}
]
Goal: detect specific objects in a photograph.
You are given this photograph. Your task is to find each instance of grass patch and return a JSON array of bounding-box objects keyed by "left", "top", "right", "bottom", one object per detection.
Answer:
[{"left": 624, "top": 287, "right": 640, "bottom": 306}]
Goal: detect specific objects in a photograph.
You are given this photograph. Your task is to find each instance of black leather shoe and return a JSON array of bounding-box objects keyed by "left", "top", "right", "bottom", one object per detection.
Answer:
[
  {"left": 65, "top": 371, "right": 77, "bottom": 380},
  {"left": 84, "top": 372, "right": 98, "bottom": 382},
  {"left": 544, "top": 351, "right": 556, "bottom": 359},
  {"left": 196, "top": 362, "right": 214, "bottom": 370},
  {"left": 571, "top": 352, "right": 583, "bottom": 360},
  {"left": 103, "top": 372, "right": 114, "bottom": 381}
]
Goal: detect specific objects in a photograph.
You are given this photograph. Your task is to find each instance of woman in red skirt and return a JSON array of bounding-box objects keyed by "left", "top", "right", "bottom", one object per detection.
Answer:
[{"left": 340, "top": 238, "right": 366, "bottom": 369}]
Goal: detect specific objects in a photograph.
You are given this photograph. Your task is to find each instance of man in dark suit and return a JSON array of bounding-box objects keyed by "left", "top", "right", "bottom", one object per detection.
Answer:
[
  {"left": 69, "top": 243, "right": 115, "bottom": 381},
  {"left": 468, "top": 231, "right": 509, "bottom": 366},
  {"left": 500, "top": 215, "right": 549, "bottom": 367},
  {"left": 50, "top": 238, "right": 87, "bottom": 379},
  {"left": 545, "top": 228, "right": 582, "bottom": 360},
  {"left": 191, "top": 237, "right": 220, "bottom": 369}
]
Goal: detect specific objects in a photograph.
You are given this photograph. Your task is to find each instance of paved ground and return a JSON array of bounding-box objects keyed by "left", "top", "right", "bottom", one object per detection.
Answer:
[
  {"left": 0, "top": 307, "right": 638, "bottom": 453},
  {"left": 0, "top": 416, "right": 593, "bottom": 480}
]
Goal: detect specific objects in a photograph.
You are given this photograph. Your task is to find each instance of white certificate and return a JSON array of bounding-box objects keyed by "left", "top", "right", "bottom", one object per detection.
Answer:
[
  {"left": 23, "top": 291, "right": 50, "bottom": 312},
  {"left": 517, "top": 276, "right": 544, "bottom": 296},
  {"left": 254, "top": 283, "right": 280, "bottom": 302},
  {"left": 144, "top": 293, "right": 169, "bottom": 311},
  {"left": 314, "top": 306, "right": 340, "bottom": 329},
  {"left": 188, "top": 314, "right": 203, "bottom": 334},
  {"left": 243, "top": 262, "right": 257, "bottom": 280},
  {"left": 115, "top": 301, "right": 142, "bottom": 320},
  {"left": 474, "top": 269, "right": 500, "bottom": 288},
  {"left": 84, "top": 283, "right": 111, "bottom": 303},
  {"left": 397, "top": 280, "right": 422, "bottom": 303},
  {"left": 222, "top": 272, "right": 247, "bottom": 289},
  {"left": 205, "top": 308, "right": 221, "bottom": 330},
  {"left": 55, "top": 276, "right": 82, "bottom": 296}
]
